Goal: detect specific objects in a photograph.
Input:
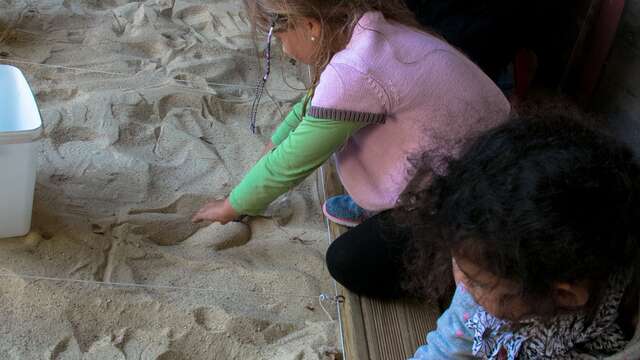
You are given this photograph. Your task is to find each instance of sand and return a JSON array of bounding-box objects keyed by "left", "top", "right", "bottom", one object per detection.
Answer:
[{"left": 0, "top": 0, "right": 339, "bottom": 359}]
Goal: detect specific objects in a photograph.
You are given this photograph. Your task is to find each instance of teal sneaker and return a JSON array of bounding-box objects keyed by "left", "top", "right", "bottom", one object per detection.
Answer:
[{"left": 322, "top": 195, "right": 369, "bottom": 227}]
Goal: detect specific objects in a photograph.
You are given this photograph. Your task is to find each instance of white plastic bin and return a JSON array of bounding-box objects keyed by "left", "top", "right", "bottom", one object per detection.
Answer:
[{"left": 0, "top": 65, "right": 42, "bottom": 238}]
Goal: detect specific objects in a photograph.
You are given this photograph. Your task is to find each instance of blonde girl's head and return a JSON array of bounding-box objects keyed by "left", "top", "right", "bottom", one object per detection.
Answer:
[{"left": 244, "top": 0, "right": 419, "bottom": 85}]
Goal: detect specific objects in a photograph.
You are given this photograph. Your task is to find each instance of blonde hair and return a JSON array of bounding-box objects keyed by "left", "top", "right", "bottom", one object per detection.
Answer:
[{"left": 244, "top": 0, "right": 420, "bottom": 93}]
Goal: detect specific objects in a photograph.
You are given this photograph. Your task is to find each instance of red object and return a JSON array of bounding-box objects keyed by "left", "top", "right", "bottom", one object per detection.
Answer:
[{"left": 514, "top": 48, "right": 538, "bottom": 100}]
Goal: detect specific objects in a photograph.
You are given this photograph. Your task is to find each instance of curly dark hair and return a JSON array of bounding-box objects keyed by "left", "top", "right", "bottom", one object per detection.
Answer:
[{"left": 396, "top": 116, "right": 640, "bottom": 316}]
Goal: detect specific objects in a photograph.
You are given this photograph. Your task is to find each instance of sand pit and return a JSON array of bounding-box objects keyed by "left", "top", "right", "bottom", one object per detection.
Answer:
[{"left": 0, "top": 0, "right": 338, "bottom": 358}]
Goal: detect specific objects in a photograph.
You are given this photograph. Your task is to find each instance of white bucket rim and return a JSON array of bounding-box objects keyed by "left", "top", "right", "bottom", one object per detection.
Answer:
[
  {"left": 0, "top": 126, "right": 42, "bottom": 145},
  {"left": 0, "top": 64, "right": 43, "bottom": 144}
]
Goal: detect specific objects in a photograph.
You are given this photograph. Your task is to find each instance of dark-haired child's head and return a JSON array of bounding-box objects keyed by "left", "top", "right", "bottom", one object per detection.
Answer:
[{"left": 403, "top": 116, "right": 640, "bottom": 321}]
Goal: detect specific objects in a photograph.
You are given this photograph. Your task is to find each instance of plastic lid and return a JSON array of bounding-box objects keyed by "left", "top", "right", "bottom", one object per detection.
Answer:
[{"left": 0, "top": 64, "right": 42, "bottom": 144}]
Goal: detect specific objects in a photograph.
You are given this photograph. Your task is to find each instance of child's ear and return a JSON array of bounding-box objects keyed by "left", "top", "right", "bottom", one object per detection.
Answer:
[
  {"left": 302, "top": 17, "right": 322, "bottom": 39},
  {"left": 552, "top": 282, "right": 590, "bottom": 309}
]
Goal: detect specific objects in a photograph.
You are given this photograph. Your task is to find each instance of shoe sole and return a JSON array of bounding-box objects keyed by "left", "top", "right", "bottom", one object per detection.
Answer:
[{"left": 322, "top": 202, "right": 361, "bottom": 228}]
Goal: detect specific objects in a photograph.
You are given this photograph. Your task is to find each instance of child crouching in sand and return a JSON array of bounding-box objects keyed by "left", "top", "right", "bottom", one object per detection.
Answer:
[
  {"left": 192, "top": 0, "right": 509, "bottom": 226},
  {"left": 404, "top": 117, "right": 640, "bottom": 359}
]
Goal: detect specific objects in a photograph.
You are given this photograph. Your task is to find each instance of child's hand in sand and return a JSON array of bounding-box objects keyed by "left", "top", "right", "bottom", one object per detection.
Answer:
[{"left": 192, "top": 198, "right": 240, "bottom": 225}]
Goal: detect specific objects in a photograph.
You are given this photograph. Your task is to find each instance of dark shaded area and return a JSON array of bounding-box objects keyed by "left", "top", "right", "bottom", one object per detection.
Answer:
[
  {"left": 404, "top": 0, "right": 584, "bottom": 87},
  {"left": 592, "top": 0, "right": 640, "bottom": 157},
  {"left": 609, "top": 113, "right": 640, "bottom": 158}
]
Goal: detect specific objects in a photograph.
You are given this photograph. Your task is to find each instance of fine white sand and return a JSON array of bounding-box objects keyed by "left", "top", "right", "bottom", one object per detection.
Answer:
[{"left": 0, "top": 0, "right": 338, "bottom": 358}]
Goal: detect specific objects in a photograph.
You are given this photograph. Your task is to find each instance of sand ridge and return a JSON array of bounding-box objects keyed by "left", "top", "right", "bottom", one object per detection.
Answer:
[{"left": 0, "top": 0, "right": 338, "bottom": 358}]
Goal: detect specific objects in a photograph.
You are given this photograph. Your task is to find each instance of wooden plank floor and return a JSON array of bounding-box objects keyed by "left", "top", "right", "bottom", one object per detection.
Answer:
[{"left": 320, "top": 161, "right": 441, "bottom": 360}]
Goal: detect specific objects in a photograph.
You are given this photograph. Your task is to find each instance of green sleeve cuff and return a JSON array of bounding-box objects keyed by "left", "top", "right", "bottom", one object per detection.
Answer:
[{"left": 228, "top": 190, "right": 248, "bottom": 216}]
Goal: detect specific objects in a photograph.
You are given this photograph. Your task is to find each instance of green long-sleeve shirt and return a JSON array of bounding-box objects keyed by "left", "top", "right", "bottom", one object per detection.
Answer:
[{"left": 229, "top": 99, "right": 365, "bottom": 215}]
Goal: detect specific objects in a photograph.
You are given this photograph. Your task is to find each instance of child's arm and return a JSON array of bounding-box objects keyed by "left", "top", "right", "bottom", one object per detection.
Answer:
[
  {"left": 229, "top": 115, "right": 365, "bottom": 216},
  {"left": 259, "top": 101, "right": 305, "bottom": 157},
  {"left": 271, "top": 98, "right": 307, "bottom": 146},
  {"left": 228, "top": 63, "right": 384, "bottom": 217},
  {"left": 409, "top": 286, "right": 478, "bottom": 359}
]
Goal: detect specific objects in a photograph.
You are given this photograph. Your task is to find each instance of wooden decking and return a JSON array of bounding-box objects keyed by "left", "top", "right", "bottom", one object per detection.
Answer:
[{"left": 320, "top": 161, "right": 441, "bottom": 360}]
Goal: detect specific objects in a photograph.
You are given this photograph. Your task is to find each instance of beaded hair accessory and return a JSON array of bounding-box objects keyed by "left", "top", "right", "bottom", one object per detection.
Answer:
[{"left": 249, "top": 14, "right": 285, "bottom": 134}]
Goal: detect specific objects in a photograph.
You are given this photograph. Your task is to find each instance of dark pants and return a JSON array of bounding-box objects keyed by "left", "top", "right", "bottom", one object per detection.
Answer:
[{"left": 325, "top": 212, "right": 412, "bottom": 299}]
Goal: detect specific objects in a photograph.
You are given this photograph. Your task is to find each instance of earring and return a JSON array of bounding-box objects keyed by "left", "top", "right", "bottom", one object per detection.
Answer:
[{"left": 311, "top": 36, "right": 316, "bottom": 42}]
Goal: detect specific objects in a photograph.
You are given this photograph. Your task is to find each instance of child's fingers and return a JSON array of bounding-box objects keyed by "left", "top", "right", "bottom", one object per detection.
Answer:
[{"left": 192, "top": 210, "right": 208, "bottom": 223}]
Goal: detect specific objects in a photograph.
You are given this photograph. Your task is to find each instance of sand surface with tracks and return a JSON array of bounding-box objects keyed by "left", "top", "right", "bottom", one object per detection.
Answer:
[{"left": 0, "top": 1, "right": 337, "bottom": 359}]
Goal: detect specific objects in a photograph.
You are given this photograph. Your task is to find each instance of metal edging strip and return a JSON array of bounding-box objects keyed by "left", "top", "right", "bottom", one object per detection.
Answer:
[{"left": 318, "top": 162, "right": 348, "bottom": 359}]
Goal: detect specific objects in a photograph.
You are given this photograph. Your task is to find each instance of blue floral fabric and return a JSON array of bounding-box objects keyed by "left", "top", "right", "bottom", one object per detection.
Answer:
[{"left": 410, "top": 285, "right": 480, "bottom": 359}]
